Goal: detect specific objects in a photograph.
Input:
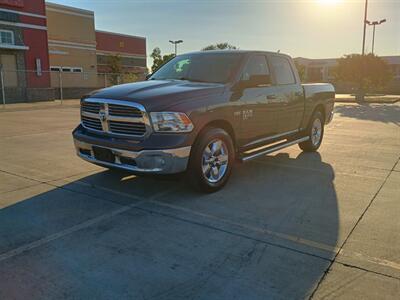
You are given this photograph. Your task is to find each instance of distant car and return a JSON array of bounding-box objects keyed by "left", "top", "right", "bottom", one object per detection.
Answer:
[{"left": 73, "top": 50, "right": 334, "bottom": 192}]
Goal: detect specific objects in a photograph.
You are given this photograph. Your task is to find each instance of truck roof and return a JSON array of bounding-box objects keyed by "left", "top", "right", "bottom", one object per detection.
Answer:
[{"left": 183, "top": 50, "right": 292, "bottom": 58}]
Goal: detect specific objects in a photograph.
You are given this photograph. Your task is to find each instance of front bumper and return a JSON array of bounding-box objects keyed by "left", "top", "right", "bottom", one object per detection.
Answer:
[
  {"left": 74, "top": 139, "right": 191, "bottom": 174},
  {"left": 326, "top": 110, "right": 334, "bottom": 124}
]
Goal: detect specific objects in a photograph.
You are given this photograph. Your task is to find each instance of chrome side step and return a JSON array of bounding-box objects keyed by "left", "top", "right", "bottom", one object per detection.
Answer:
[{"left": 240, "top": 136, "right": 309, "bottom": 162}]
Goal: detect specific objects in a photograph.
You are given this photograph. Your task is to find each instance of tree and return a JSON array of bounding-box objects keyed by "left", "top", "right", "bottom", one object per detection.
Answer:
[
  {"left": 107, "top": 55, "right": 122, "bottom": 85},
  {"left": 294, "top": 61, "right": 306, "bottom": 82},
  {"left": 202, "top": 43, "right": 238, "bottom": 51},
  {"left": 105, "top": 55, "right": 139, "bottom": 85},
  {"left": 334, "top": 54, "right": 392, "bottom": 94},
  {"left": 122, "top": 72, "right": 138, "bottom": 83},
  {"left": 150, "top": 47, "right": 175, "bottom": 73}
]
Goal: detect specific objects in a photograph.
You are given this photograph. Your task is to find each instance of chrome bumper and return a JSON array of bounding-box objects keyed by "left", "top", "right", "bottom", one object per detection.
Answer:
[{"left": 74, "top": 139, "right": 191, "bottom": 174}]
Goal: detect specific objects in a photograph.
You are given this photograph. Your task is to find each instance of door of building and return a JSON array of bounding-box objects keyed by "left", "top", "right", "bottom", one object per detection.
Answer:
[{"left": 1, "top": 54, "right": 18, "bottom": 87}]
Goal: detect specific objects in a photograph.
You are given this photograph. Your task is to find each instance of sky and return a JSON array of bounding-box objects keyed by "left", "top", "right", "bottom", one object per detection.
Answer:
[{"left": 49, "top": 0, "right": 399, "bottom": 63}]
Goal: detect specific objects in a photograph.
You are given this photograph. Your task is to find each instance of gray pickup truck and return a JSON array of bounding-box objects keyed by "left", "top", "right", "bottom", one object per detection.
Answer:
[{"left": 73, "top": 50, "right": 335, "bottom": 192}]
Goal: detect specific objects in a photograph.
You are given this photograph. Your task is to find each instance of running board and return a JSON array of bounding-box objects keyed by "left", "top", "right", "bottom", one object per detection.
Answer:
[{"left": 240, "top": 136, "right": 309, "bottom": 162}]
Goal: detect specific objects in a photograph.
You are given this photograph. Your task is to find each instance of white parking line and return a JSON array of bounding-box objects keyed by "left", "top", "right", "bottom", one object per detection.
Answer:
[
  {"left": 1, "top": 175, "right": 399, "bottom": 277},
  {"left": 0, "top": 202, "right": 144, "bottom": 262},
  {"left": 147, "top": 199, "right": 400, "bottom": 275},
  {"left": 0, "top": 180, "right": 180, "bottom": 262},
  {"left": 148, "top": 199, "right": 341, "bottom": 253}
]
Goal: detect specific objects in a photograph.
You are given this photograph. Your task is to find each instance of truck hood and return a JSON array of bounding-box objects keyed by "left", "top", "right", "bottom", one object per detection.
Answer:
[{"left": 87, "top": 80, "right": 226, "bottom": 111}]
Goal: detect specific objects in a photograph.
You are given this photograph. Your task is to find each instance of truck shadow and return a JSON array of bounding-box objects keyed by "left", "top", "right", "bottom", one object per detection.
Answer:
[
  {"left": 0, "top": 151, "right": 338, "bottom": 300},
  {"left": 335, "top": 103, "right": 400, "bottom": 126}
]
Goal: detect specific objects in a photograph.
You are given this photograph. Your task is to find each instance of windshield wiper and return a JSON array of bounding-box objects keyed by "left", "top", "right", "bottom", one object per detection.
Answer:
[{"left": 177, "top": 77, "right": 210, "bottom": 83}]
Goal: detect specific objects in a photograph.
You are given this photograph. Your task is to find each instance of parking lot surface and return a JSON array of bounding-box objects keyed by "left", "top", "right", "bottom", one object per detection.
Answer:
[{"left": 0, "top": 103, "right": 399, "bottom": 299}]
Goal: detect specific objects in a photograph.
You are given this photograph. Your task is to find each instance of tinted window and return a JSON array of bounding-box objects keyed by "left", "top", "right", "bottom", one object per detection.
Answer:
[
  {"left": 150, "top": 53, "right": 243, "bottom": 83},
  {"left": 241, "top": 55, "right": 270, "bottom": 81},
  {"left": 270, "top": 56, "right": 296, "bottom": 85}
]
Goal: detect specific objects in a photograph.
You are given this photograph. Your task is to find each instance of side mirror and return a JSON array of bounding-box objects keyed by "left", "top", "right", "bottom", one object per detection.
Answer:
[{"left": 235, "top": 74, "right": 271, "bottom": 89}]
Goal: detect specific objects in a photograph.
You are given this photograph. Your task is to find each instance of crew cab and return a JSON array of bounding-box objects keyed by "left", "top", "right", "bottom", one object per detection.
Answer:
[{"left": 73, "top": 50, "right": 335, "bottom": 192}]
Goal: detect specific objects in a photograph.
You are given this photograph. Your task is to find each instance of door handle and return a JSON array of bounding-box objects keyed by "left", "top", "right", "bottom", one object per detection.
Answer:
[{"left": 266, "top": 94, "right": 277, "bottom": 100}]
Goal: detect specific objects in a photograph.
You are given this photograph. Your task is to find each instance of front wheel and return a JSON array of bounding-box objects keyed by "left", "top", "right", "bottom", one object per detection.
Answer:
[
  {"left": 188, "top": 127, "right": 234, "bottom": 193},
  {"left": 299, "top": 111, "right": 325, "bottom": 152}
]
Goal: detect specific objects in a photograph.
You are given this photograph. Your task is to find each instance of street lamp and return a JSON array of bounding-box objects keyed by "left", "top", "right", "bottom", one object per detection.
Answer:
[
  {"left": 358, "top": 0, "right": 369, "bottom": 102},
  {"left": 366, "top": 19, "right": 387, "bottom": 54},
  {"left": 361, "top": 0, "right": 369, "bottom": 56},
  {"left": 169, "top": 40, "right": 183, "bottom": 56}
]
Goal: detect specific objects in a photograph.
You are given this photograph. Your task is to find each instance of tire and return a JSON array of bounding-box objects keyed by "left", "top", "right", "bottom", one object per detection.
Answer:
[
  {"left": 299, "top": 110, "right": 325, "bottom": 152},
  {"left": 188, "top": 127, "right": 234, "bottom": 193}
]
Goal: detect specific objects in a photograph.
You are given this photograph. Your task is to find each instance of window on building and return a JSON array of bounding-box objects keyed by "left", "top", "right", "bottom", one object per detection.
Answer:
[
  {"left": 0, "top": 30, "right": 14, "bottom": 45},
  {"left": 391, "top": 64, "right": 400, "bottom": 77},
  {"left": 50, "top": 66, "right": 61, "bottom": 72},
  {"left": 62, "top": 67, "right": 72, "bottom": 72},
  {"left": 270, "top": 56, "right": 296, "bottom": 85},
  {"left": 72, "top": 67, "right": 83, "bottom": 73}
]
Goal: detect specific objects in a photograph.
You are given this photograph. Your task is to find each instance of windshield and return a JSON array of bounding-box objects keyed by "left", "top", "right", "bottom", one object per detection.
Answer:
[{"left": 149, "top": 53, "right": 243, "bottom": 84}]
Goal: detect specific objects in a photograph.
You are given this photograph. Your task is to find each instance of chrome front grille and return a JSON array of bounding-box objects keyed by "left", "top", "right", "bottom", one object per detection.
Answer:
[{"left": 80, "top": 99, "right": 150, "bottom": 137}]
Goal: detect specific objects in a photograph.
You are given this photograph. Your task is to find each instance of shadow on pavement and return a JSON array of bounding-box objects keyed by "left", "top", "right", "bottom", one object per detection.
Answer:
[
  {"left": 335, "top": 104, "right": 400, "bottom": 126},
  {"left": 0, "top": 151, "right": 338, "bottom": 299}
]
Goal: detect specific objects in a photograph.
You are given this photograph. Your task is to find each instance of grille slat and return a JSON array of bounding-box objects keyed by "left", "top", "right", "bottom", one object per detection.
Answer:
[
  {"left": 82, "top": 115, "right": 102, "bottom": 131},
  {"left": 109, "top": 104, "right": 142, "bottom": 118},
  {"left": 109, "top": 120, "right": 146, "bottom": 135},
  {"left": 109, "top": 123, "right": 145, "bottom": 129},
  {"left": 81, "top": 100, "right": 147, "bottom": 137},
  {"left": 82, "top": 102, "right": 102, "bottom": 114}
]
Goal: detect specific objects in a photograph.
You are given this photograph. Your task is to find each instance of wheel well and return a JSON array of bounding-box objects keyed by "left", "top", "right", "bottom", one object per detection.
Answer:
[
  {"left": 198, "top": 120, "right": 236, "bottom": 147},
  {"left": 314, "top": 104, "right": 326, "bottom": 121}
]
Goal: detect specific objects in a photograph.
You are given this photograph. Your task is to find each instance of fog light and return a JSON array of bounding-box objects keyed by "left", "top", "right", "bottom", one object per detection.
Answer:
[{"left": 155, "top": 156, "right": 166, "bottom": 166}]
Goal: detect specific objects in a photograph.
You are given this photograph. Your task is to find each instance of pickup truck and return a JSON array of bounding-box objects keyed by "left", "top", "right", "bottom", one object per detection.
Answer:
[{"left": 73, "top": 50, "right": 335, "bottom": 192}]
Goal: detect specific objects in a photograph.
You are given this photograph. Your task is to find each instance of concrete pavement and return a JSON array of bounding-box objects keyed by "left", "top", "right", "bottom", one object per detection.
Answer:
[{"left": 0, "top": 103, "right": 399, "bottom": 299}]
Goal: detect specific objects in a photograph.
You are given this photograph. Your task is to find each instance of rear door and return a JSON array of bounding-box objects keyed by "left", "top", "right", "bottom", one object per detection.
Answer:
[
  {"left": 236, "top": 54, "right": 278, "bottom": 146},
  {"left": 268, "top": 55, "right": 304, "bottom": 133}
]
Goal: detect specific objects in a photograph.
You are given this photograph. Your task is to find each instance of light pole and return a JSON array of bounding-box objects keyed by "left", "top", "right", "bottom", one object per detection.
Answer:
[
  {"left": 366, "top": 19, "right": 386, "bottom": 54},
  {"left": 358, "top": 0, "right": 369, "bottom": 102},
  {"left": 361, "top": 0, "right": 368, "bottom": 55},
  {"left": 169, "top": 40, "right": 183, "bottom": 56}
]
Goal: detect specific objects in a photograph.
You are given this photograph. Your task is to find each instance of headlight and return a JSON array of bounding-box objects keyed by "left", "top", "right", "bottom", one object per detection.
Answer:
[{"left": 150, "top": 112, "right": 194, "bottom": 133}]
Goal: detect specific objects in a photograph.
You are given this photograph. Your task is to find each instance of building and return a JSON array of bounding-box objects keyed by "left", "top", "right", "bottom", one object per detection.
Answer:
[
  {"left": 0, "top": 0, "right": 52, "bottom": 102},
  {"left": 96, "top": 30, "right": 146, "bottom": 80},
  {"left": 0, "top": 1, "right": 147, "bottom": 102},
  {"left": 46, "top": 2, "right": 98, "bottom": 98},
  {"left": 295, "top": 56, "right": 400, "bottom": 94},
  {"left": 45, "top": 2, "right": 147, "bottom": 98}
]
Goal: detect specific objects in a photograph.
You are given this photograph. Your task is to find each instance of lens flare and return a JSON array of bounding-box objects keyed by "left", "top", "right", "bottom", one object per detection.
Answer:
[{"left": 317, "top": 0, "right": 342, "bottom": 4}]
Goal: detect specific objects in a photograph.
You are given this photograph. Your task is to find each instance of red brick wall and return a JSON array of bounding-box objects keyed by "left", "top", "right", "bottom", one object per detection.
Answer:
[
  {"left": 0, "top": 0, "right": 45, "bottom": 15},
  {"left": 96, "top": 31, "right": 146, "bottom": 56},
  {"left": 23, "top": 28, "right": 50, "bottom": 88},
  {"left": 0, "top": 0, "right": 50, "bottom": 88}
]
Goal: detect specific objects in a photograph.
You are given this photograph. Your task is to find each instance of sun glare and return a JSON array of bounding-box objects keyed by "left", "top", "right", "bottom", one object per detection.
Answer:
[{"left": 317, "top": 0, "right": 342, "bottom": 5}]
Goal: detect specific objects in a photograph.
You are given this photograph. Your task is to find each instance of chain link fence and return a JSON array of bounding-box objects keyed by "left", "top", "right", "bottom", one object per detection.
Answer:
[{"left": 0, "top": 68, "right": 144, "bottom": 108}]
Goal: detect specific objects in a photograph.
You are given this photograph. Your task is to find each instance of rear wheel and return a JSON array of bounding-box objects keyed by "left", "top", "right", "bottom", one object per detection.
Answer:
[
  {"left": 188, "top": 127, "right": 234, "bottom": 193},
  {"left": 299, "top": 110, "right": 324, "bottom": 152}
]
